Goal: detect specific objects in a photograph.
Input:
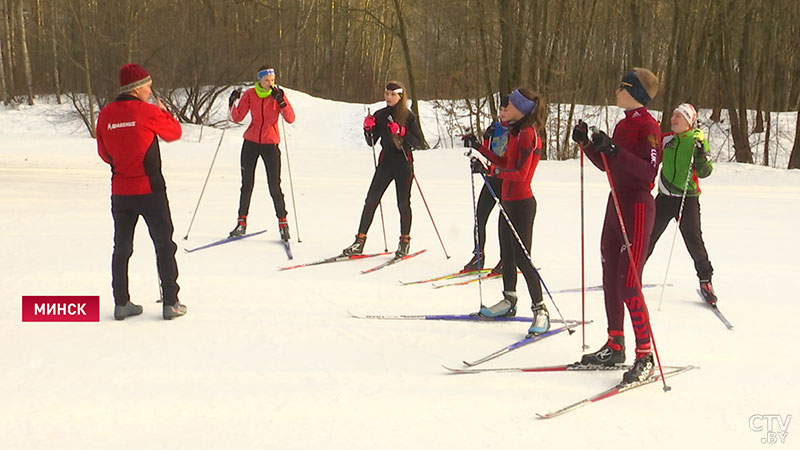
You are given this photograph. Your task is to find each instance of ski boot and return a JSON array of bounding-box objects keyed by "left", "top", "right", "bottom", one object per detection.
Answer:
[
  {"left": 114, "top": 301, "right": 143, "bottom": 320},
  {"left": 622, "top": 353, "right": 655, "bottom": 384},
  {"left": 462, "top": 252, "right": 485, "bottom": 273},
  {"left": 342, "top": 233, "right": 366, "bottom": 256},
  {"left": 699, "top": 279, "right": 717, "bottom": 305},
  {"left": 527, "top": 303, "right": 550, "bottom": 335},
  {"left": 479, "top": 291, "right": 517, "bottom": 318},
  {"left": 228, "top": 215, "right": 247, "bottom": 238},
  {"left": 490, "top": 260, "right": 504, "bottom": 276},
  {"left": 580, "top": 334, "right": 625, "bottom": 366},
  {"left": 278, "top": 217, "right": 290, "bottom": 241},
  {"left": 163, "top": 301, "right": 187, "bottom": 320},
  {"left": 395, "top": 234, "right": 411, "bottom": 258}
]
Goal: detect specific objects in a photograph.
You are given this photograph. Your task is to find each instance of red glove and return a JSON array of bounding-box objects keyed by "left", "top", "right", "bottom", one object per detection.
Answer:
[
  {"left": 363, "top": 115, "right": 376, "bottom": 130},
  {"left": 388, "top": 122, "right": 406, "bottom": 136}
]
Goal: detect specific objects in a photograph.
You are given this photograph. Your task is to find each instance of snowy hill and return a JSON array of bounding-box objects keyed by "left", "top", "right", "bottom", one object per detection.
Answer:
[{"left": 1, "top": 91, "right": 799, "bottom": 449}]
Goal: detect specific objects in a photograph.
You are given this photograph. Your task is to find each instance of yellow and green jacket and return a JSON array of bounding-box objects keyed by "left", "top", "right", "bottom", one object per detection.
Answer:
[{"left": 657, "top": 130, "right": 713, "bottom": 197}]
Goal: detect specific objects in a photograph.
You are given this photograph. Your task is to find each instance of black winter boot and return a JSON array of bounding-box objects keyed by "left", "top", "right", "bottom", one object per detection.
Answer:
[
  {"left": 114, "top": 301, "right": 143, "bottom": 320},
  {"left": 699, "top": 279, "right": 717, "bottom": 305},
  {"left": 163, "top": 301, "right": 187, "bottom": 320},
  {"left": 580, "top": 335, "right": 626, "bottom": 366},
  {"left": 342, "top": 233, "right": 367, "bottom": 256},
  {"left": 622, "top": 353, "right": 655, "bottom": 384},
  {"left": 463, "top": 252, "right": 485, "bottom": 272},
  {"left": 395, "top": 235, "right": 411, "bottom": 258},
  {"left": 278, "top": 217, "right": 290, "bottom": 241},
  {"left": 229, "top": 216, "right": 247, "bottom": 238}
]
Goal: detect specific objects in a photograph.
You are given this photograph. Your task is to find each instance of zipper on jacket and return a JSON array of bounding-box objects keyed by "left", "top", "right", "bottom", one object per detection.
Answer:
[{"left": 259, "top": 96, "right": 265, "bottom": 144}]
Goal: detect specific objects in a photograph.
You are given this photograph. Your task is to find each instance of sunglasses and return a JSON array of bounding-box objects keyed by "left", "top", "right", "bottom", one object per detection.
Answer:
[{"left": 618, "top": 81, "right": 632, "bottom": 89}]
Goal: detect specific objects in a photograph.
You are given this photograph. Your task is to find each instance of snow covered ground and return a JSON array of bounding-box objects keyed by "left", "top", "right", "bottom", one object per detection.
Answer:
[{"left": 1, "top": 91, "right": 798, "bottom": 449}]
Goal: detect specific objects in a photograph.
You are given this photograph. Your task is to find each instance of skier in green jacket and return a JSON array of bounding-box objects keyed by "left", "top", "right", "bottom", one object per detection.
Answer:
[{"left": 646, "top": 103, "right": 717, "bottom": 304}]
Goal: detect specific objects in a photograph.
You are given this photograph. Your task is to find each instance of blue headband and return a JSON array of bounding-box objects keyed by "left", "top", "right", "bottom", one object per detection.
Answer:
[
  {"left": 509, "top": 89, "right": 537, "bottom": 116},
  {"left": 621, "top": 71, "right": 651, "bottom": 106},
  {"left": 257, "top": 68, "right": 276, "bottom": 80}
]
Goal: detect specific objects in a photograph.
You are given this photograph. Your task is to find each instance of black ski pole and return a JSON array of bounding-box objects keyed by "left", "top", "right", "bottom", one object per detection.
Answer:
[
  {"left": 183, "top": 127, "right": 225, "bottom": 240},
  {"left": 476, "top": 166, "right": 573, "bottom": 333}
]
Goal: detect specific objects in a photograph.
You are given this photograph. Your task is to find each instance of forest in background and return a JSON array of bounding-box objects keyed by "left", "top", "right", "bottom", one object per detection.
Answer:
[{"left": 1, "top": 0, "right": 800, "bottom": 168}]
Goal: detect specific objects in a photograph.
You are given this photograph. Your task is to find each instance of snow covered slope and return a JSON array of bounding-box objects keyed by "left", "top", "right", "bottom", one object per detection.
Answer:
[{"left": 1, "top": 92, "right": 798, "bottom": 449}]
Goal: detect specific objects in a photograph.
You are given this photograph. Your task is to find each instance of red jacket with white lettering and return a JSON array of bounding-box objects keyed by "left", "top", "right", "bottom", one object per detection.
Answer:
[
  {"left": 583, "top": 107, "right": 662, "bottom": 193},
  {"left": 231, "top": 88, "right": 296, "bottom": 144},
  {"left": 96, "top": 94, "right": 182, "bottom": 195},
  {"left": 477, "top": 126, "right": 542, "bottom": 201}
]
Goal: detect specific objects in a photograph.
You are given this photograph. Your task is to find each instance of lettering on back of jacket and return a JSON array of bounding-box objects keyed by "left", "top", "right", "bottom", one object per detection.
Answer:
[{"left": 107, "top": 121, "right": 136, "bottom": 130}]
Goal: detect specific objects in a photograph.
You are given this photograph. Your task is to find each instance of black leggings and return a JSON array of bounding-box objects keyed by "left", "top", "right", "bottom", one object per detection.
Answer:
[
  {"left": 111, "top": 192, "right": 180, "bottom": 306},
  {"left": 237, "top": 140, "right": 287, "bottom": 219},
  {"left": 499, "top": 196, "right": 543, "bottom": 309},
  {"left": 474, "top": 176, "right": 503, "bottom": 256},
  {"left": 647, "top": 193, "right": 713, "bottom": 280},
  {"left": 358, "top": 157, "right": 413, "bottom": 235}
]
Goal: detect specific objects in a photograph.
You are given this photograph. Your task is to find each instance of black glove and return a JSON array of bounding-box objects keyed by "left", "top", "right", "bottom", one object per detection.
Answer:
[
  {"left": 462, "top": 133, "right": 481, "bottom": 150},
  {"left": 470, "top": 157, "right": 488, "bottom": 174},
  {"left": 591, "top": 129, "right": 619, "bottom": 156},
  {"left": 272, "top": 85, "right": 287, "bottom": 108},
  {"left": 228, "top": 88, "right": 241, "bottom": 108},
  {"left": 483, "top": 123, "right": 496, "bottom": 141},
  {"left": 693, "top": 141, "right": 706, "bottom": 160},
  {"left": 572, "top": 120, "right": 589, "bottom": 146}
]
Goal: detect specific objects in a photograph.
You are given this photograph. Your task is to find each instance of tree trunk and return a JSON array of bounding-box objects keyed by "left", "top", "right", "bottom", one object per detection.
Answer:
[
  {"left": 391, "top": 0, "right": 427, "bottom": 147},
  {"left": 3, "top": 0, "right": 16, "bottom": 95},
  {"left": 17, "top": 0, "right": 34, "bottom": 105},
  {"left": 0, "top": 33, "right": 7, "bottom": 104},
  {"left": 50, "top": 0, "right": 60, "bottom": 104},
  {"left": 628, "top": 0, "right": 644, "bottom": 67},
  {"left": 72, "top": 0, "right": 95, "bottom": 137},
  {"left": 789, "top": 106, "right": 800, "bottom": 169},
  {"left": 763, "top": 111, "right": 770, "bottom": 166},
  {"left": 475, "top": 0, "right": 496, "bottom": 120}
]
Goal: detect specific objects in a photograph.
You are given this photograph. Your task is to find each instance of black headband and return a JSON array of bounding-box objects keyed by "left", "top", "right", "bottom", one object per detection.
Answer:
[{"left": 621, "top": 71, "right": 651, "bottom": 106}]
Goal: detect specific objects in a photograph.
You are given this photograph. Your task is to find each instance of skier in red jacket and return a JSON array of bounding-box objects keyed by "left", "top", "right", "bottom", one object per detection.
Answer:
[
  {"left": 464, "top": 88, "right": 550, "bottom": 336},
  {"left": 96, "top": 63, "right": 186, "bottom": 320},
  {"left": 572, "top": 68, "right": 662, "bottom": 383},
  {"left": 228, "top": 66, "right": 296, "bottom": 241}
]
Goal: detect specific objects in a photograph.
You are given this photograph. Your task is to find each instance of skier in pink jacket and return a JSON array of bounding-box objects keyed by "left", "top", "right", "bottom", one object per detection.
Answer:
[{"left": 228, "top": 66, "right": 296, "bottom": 241}]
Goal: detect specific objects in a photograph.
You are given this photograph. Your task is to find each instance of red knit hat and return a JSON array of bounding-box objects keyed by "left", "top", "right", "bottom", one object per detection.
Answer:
[{"left": 119, "top": 64, "right": 151, "bottom": 93}]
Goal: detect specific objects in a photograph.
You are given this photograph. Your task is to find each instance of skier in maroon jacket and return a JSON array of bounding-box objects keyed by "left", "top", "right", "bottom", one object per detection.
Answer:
[
  {"left": 96, "top": 64, "right": 187, "bottom": 320},
  {"left": 571, "top": 68, "right": 662, "bottom": 383}
]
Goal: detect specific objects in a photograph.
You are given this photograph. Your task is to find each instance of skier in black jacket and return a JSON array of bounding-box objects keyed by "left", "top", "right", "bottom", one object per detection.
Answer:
[{"left": 342, "top": 81, "right": 425, "bottom": 258}]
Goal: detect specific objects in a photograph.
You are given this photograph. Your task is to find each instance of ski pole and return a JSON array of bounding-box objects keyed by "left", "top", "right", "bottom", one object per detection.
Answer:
[
  {"left": 656, "top": 138, "right": 699, "bottom": 311},
  {"left": 580, "top": 142, "right": 588, "bottom": 350},
  {"left": 467, "top": 152, "right": 485, "bottom": 309},
  {"left": 388, "top": 113, "right": 449, "bottom": 259},
  {"left": 477, "top": 170, "right": 572, "bottom": 333},
  {"left": 183, "top": 127, "right": 225, "bottom": 240},
  {"left": 281, "top": 114, "right": 301, "bottom": 242},
  {"left": 592, "top": 128, "right": 668, "bottom": 390},
  {"left": 412, "top": 172, "right": 450, "bottom": 259},
  {"left": 366, "top": 107, "right": 389, "bottom": 252}
]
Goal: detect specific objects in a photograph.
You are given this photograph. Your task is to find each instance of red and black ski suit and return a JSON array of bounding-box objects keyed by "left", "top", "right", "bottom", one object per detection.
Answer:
[
  {"left": 357, "top": 105, "right": 424, "bottom": 236},
  {"left": 96, "top": 94, "right": 183, "bottom": 307},
  {"left": 477, "top": 126, "right": 544, "bottom": 310},
  {"left": 583, "top": 107, "right": 662, "bottom": 356}
]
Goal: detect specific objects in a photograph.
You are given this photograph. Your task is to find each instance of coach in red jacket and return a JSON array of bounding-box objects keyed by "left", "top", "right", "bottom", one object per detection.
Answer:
[{"left": 96, "top": 63, "right": 187, "bottom": 321}]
